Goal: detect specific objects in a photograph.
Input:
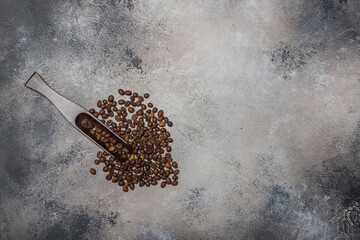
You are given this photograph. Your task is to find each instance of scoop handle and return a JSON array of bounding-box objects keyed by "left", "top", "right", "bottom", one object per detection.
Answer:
[{"left": 25, "top": 72, "right": 85, "bottom": 125}]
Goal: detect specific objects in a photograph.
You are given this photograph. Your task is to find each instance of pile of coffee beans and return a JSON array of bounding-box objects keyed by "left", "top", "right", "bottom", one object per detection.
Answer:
[{"left": 88, "top": 90, "right": 179, "bottom": 192}]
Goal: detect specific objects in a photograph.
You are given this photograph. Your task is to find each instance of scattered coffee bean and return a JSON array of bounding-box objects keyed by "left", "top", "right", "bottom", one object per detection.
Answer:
[
  {"left": 90, "top": 168, "right": 96, "bottom": 175},
  {"left": 118, "top": 89, "right": 125, "bottom": 95}
]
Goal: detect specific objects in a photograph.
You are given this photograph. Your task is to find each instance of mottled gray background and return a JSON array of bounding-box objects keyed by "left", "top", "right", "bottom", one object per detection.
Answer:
[{"left": 1, "top": 0, "right": 360, "bottom": 239}]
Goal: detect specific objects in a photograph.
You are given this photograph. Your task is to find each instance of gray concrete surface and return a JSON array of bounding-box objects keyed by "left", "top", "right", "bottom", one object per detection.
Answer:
[{"left": 1, "top": 0, "right": 360, "bottom": 239}]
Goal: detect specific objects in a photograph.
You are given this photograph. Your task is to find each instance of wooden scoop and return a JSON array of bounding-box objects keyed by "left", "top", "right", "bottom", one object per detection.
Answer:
[{"left": 25, "top": 72, "right": 131, "bottom": 160}]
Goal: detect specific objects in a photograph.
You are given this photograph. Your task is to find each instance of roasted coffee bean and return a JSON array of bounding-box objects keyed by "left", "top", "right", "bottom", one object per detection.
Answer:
[
  {"left": 161, "top": 181, "right": 166, "bottom": 188},
  {"left": 106, "top": 174, "right": 112, "bottom": 180},
  {"left": 144, "top": 93, "right": 150, "bottom": 98},
  {"left": 89, "top": 108, "right": 95, "bottom": 114},
  {"left": 128, "top": 107, "right": 135, "bottom": 113},
  {"left": 94, "top": 159, "right": 100, "bottom": 165},
  {"left": 122, "top": 147, "right": 130, "bottom": 154},
  {"left": 90, "top": 168, "right": 96, "bottom": 175},
  {"left": 125, "top": 90, "right": 132, "bottom": 96},
  {"left": 108, "top": 95, "right": 114, "bottom": 102},
  {"left": 103, "top": 166, "right": 109, "bottom": 172},
  {"left": 172, "top": 162, "right": 178, "bottom": 168},
  {"left": 123, "top": 186, "right": 129, "bottom": 192},
  {"left": 166, "top": 177, "right": 172, "bottom": 184},
  {"left": 171, "top": 181, "right": 178, "bottom": 186},
  {"left": 118, "top": 89, "right": 125, "bottom": 95},
  {"left": 148, "top": 102, "right": 153, "bottom": 108},
  {"left": 95, "top": 134, "right": 101, "bottom": 141},
  {"left": 139, "top": 180, "right": 145, "bottom": 187}
]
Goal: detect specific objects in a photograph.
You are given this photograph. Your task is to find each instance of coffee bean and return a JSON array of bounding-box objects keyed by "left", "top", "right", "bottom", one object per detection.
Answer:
[
  {"left": 172, "top": 162, "right": 178, "bottom": 168},
  {"left": 144, "top": 93, "right": 150, "bottom": 98},
  {"left": 123, "top": 186, "right": 129, "bottom": 192},
  {"left": 122, "top": 147, "right": 130, "bottom": 154},
  {"left": 106, "top": 174, "right": 112, "bottom": 180},
  {"left": 103, "top": 166, "right": 109, "bottom": 172},
  {"left": 125, "top": 90, "right": 132, "bottom": 96},
  {"left": 94, "top": 159, "right": 100, "bottom": 165},
  {"left": 108, "top": 95, "right": 114, "bottom": 102},
  {"left": 90, "top": 168, "right": 96, "bottom": 175},
  {"left": 118, "top": 89, "right": 125, "bottom": 95},
  {"left": 166, "top": 177, "right": 171, "bottom": 184},
  {"left": 161, "top": 181, "right": 166, "bottom": 188},
  {"left": 148, "top": 102, "right": 153, "bottom": 108}
]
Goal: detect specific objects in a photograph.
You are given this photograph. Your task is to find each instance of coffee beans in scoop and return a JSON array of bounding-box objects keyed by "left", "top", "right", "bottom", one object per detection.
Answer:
[{"left": 88, "top": 90, "right": 179, "bottom": 192}]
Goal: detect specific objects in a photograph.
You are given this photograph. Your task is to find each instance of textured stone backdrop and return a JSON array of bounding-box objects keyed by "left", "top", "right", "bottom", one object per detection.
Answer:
[{"left": 1, "top": 0, "right": 360, "bottom": 239}]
